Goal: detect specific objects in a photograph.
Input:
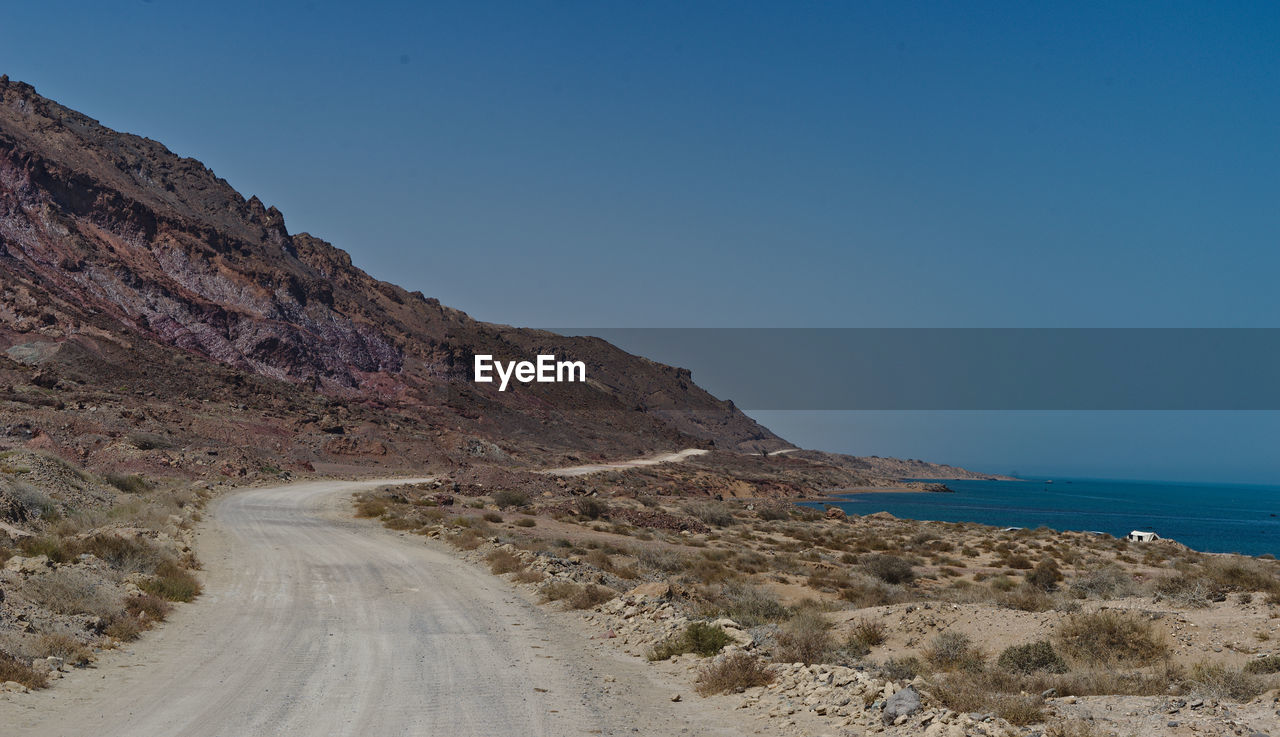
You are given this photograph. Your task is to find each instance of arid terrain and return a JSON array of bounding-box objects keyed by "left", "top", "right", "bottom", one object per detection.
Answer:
[
  {"left": 349, "top": 459, "right": 1280, "bottom": 737},
  {"left": 2, "top": 77, "right": 1279, "bottom": 737}
]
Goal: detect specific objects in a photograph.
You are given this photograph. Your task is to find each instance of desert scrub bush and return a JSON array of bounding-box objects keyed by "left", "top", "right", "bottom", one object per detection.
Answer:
[
  {"left": 140, "top": 560, "right": 201, "bottom": 602},
  {"left": 17, "top": 534, "right": 72, "bottom": 564},
  {"left": 492, "top": 490, "right": 529, "bottom": 509},
  {"left": 1244, "top": 655, "right": 1280, "bottom": 674},
  {"left": 861, "top": 554, "right": 915, "bottom": 585},
  {"left": 75, "top": 533, "right": 167, "bottom": 573},
  {"left": 28, "top": 568, "right": 121, "bottom": 616},
  {"left": 513, "top": 568, "right": 546, "bottom": 584},
  {"left": 354, "top": 498, "right": 388, "bottom": 518},
  {"left": 695, "top": 653, "right": 775, "bottom": 695},
  {"left": 1055, "top": 610, "right": 1168, "bottom": 666},
  {"left": 1027, "top": 558, "right": 1062, "bottom": 590},
  {"left": 924, "top": 631, "right": 985, "bottom": 672},
  {"left": 879, "top": 656, "right": 923, "bottom": 681},
  {"left": 514, "top": 517, "right": 536, "bottom": 527},
  {"left": 773, "top": 610, "right": 834, "bottom": 665},
  {"left": 539, "top": 581, "right": 614, "bottom": 610},
  {"left": 997, "top": 640, "right": 1068, "bottom": 674},
  {"left": 482, "top": 511, "right": 503, "bottom": 523},
  {"left": 847, "top": 618, "right": 886, "bottom": 649},
  {"left": 998, "top": 584, "right": 1055, "bottom": 612},
  {"left": 104, "top": 473, "right": 152, "bottom": 494},
  {"left": 4, "top": 481, "right": 58, "bottom": 521},
  {"left": 1186, "top": 662, "right": 1271, "bottom": 701},
  {"left": 1068, "top": 566, "right": 1137, "bottom": 600},
  {"left": 650, "top": 622, "right": 734, "bottom": 660},
  {"left": 837, "top": 574, "right": 894, "bottom": 608},
  {"left": 686, "top": 502, "right": 735, "bottom": 527},
  {"left": 711, "top": 584, "right": 789, "bottom": 627},
  {"left": 929, "top": 674, "right": 1046, "bottom": 725},
  {"left": 125, "top": 593, "right": 171, "bottom": 622},
  {"left": 34, "top": 633, "right": 94, "bottom": 666},
  {"left": 486, "top": 549, "right": 525, "bottom": 575},
  {"left": 1201, "top": 557, "right": 1280, "bottom": 594},
  {"left": 574, "top": 497, "right": 609, "bottom": 520},
  {"left": 0, "top": 651, "right": 48, "bottom": 689}
]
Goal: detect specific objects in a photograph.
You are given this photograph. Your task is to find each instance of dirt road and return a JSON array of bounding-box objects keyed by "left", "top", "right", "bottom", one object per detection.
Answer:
[
  {"left": 0, "top": 477, "right": 772, "bottom": 737},
  {"left": 544, "top": 448, "right": 709, "bottom": 477}
]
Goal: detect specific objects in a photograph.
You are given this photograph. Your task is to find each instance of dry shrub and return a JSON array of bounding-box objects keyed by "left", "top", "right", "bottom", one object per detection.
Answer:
[
  {"left": 1055, "top": 610, "right": 1168, "bottom": 666},
  {"left": 125, "top": 593, "right": 171, "bottom": 622},
  {"left": 861, "top": 554, "right": 915, "bottom": 585},
  {"left": 513, "top": 568, "right": 546, "bottom": 584},
  {"left": 1027, "top": 558, "right": 1062, "bottom": 590},
  {"left": 0, "top": 651, "right": 48, "bottom": 689},
  {"left": 1244, "top": 655, "right": 1280, "bottom": 674},
  {"left": 1186, "top": 662, "right": 1273, "bottom": 701},
  {"left": 104, "top": 615, "right": 144, "bottom": 642},
  {"left": 354, "top": 499, "right": 387, "bottom": 518},
  {"left": 1044, "top": 720, "right": 1107, "bottom": 737},
  {"left": 687, "top": 502, "right": 735, "bottom": 528},
  {"left": 514, "top": 517, "right": 536, "bottom": 527},
  {"left": 492, "top": 490, "right": 529, "bottom": 509},
  {"left": 997, "top": 640, "right": 1067, "bottom": 674},
  {"left": 879, "top": 656, "right": 923, "bottom": 681},
  {"left": 539, "top": 580, "right": 614, "bottom": 610},
  {"left": 18, "top": 535, "right": 72, "bottom": 564},
  {"left": 998, "top": 584, "right": 1055, "bottom": 612},
  {"left": 847, "top": 618, "right": 886, "bottom": 649},
  {"left": 482, "top": 511, "right": 503, "bottom": 523},
  {"left": 76, "top": 533, "right": 167, "bottom": 573},
  {"left": 838, "top": 573, "right": 894, "bottom": 608},
  {"left": 695, "top": 653, "right": 775, "bottom": 695},
  {"left": 486, "top": 549, "right": 525, "bottom": 575},
  {"left": 104, "top": 473, "right": 151, "bottom": 494},
  {"left": 1068, "top": 566, "right": 1137, "bottom": 600},
  {"left": 28, "top": 568, "right": 121, "bottom": 616},
  {"left": 34, "top": 633, "right": 94, "bottom": 666},
  {"left": 774, "top": 610, "right": 834, "bottom": 665},
  {"left": 447, "top": 528, "right": 483, "bottom": 550},
  {"left": 140, "top": 561, "right": 201, "bottom": 602},
  {"left": 650, "top": 622, "right": 733, "bottom": 660},
  {"left": 1153, "top": 574, "right": 1216, "bottom": 608},
  {"left": 713, "top": 585, "right": 789, "bottom": 627},
  {"left": 924, "top": 631, "right": 985, "bottom": 672}
]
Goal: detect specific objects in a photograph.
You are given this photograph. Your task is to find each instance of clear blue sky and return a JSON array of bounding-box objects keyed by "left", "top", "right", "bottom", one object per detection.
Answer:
[{"left": 4, "top": 2, "right": 1279, "bottom": 481}]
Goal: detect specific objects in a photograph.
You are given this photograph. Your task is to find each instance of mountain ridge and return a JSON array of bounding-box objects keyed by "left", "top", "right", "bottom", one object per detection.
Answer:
[{"left": 0, "top": 76, "right": 1003, "bottom": 492}]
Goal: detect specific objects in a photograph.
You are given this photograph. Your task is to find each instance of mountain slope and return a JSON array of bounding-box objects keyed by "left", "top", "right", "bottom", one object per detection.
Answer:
[{"left": 0, "top": 76, "right": 788, "bottom": 474}]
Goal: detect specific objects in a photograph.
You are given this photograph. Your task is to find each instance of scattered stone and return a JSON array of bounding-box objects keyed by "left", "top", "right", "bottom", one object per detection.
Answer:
[{"left": 882, "top": 686, "right": 921, "bottom": 724}]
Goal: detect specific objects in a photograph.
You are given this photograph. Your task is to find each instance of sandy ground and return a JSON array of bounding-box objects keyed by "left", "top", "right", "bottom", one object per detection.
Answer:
[
  {"left": 543, "top": 448, "right": 709, "bottom": 477},
  {"left": 0, "top": 476, "right": 782, "bottom": 737}
]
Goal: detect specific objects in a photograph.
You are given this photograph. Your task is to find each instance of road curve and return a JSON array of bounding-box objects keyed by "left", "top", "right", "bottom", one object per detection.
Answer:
[
  {"left": 544, "top": 448, "right": 709, "bottom": 477},
  {"left": 0, "top": 478, "right": 698, "bottom": 736}
]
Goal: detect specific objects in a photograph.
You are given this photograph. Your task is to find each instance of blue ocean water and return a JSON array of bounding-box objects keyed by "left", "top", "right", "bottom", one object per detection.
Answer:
[{"left": 814, "top": 478, "right": 1280, "bottom": 557}]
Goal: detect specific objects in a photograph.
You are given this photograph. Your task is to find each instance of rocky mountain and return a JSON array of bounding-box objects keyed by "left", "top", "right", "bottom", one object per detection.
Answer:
[{"left": 0, "top": 76, "right": 790, "bottom": 478}]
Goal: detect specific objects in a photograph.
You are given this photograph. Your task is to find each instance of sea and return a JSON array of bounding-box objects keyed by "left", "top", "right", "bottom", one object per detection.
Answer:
[{"left": 809, "top": 478, "right": 1280, "bottom": 558}]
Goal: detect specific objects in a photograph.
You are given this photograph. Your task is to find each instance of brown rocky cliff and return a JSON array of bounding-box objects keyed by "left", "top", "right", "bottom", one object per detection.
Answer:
[{"left": 0, "top": 76, "right": 790, "bottom": 457}]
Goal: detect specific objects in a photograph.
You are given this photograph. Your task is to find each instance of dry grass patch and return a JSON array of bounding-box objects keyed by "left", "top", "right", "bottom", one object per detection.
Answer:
[
  {"left": 924, "top": 631, "right": 985, "bottom": 672},
  {"left": 539, "top": 580, "right": 614, "bottom": 610},
  {"left": 486, "top": 549, "right": 525, "bottom": 575},
  {"left": 773, "top": 610, "right": 834, "bottom": 665},
  {"left": 695, "top": 653, "right": 775, "bottom": 695},
  {"left": 140, "top": 560, "right": 201, "bottom": 602},
  {"left": 1055, "top": 610, "right": 1168, "bottom": 666},
  {"left": 34, "top": 633, "right": 94, "bottom": 666},
  {"left": 0, "top": 651, "right": 48, "bottom": 689},
  {"left": 650, "top": 622, "right": 733, "bottom": 661}
]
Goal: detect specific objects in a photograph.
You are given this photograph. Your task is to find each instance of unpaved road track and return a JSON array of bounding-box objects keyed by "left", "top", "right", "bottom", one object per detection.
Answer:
[
  {"left": 544, "top": 448, "right": 709, "bottom": 477},
  {"left": 1, "top": 477, "right": 771, "bottom": 737}
]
